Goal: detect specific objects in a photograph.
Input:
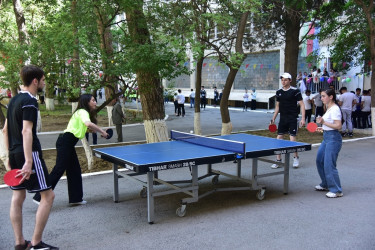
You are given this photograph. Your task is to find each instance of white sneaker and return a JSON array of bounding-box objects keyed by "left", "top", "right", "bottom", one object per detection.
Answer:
[
  {"left": 315, "top": 185, "right": 328, "bottom": 191},
  {"left": 326, "top": 192, "right": 343, "bottom": 198},
  {"left": 271, "top": 159, "right": 282, "bottom": 169},
  {"left": 293, "top": 157, "right": 300, "bottom": 168},
  {"left": 69, "top": 200, "right": 87, "bottom": 206}
]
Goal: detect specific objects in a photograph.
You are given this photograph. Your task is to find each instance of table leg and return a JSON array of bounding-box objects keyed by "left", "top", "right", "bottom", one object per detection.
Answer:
[
  {"left": 192, "top": 165, "right": 198, "bottom": 198},
  {"left": 147, "top": 172, "right": 155, "bottom": 224},
  {"left": 251, "top": 158, "right": 258, "bottom": 189},
  {"left": 284, "top": 154, "right": 290, "bottom": 194},
  {"left": 237, "top": 159, "right": 242, "bottom": 177},
  {"left": 113, "top": 163, "right": 119, "bottom": 202}
]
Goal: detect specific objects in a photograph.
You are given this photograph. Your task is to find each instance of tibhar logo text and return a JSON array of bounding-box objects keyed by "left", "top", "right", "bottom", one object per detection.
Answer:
[{"left": 148, "top": 161, "right": 196, "bottom": 172}]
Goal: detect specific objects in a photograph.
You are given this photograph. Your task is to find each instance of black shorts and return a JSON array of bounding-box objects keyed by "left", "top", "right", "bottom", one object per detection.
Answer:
[
  {"left": 9, "top": 151, "right": 52, "bottom": 193},
  {"left": 278, "top": 116, "right": 298, "bottom": 136}
]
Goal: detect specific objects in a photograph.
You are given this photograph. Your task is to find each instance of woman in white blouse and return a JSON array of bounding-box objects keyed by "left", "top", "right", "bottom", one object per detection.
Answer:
[{"left": 315, "top": 88, "right": 344, "bottom": 198}]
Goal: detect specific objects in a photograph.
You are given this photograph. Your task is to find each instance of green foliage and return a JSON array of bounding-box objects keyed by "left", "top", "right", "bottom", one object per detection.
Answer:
[{"left": 318, "top": 0, "right": 372, "bottom": 73}]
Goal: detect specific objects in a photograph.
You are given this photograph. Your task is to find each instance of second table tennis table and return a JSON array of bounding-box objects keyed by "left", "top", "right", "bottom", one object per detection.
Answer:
[{"left": 94, "top": 131, "right": 311, "bottom": 223}]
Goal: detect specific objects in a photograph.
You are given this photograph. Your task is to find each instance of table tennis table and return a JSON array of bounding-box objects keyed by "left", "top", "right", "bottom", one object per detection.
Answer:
[{"left": 93, "top": 131, "right": 311, "bottom": 224}]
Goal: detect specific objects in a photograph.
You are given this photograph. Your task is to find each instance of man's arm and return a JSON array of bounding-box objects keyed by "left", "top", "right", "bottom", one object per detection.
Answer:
[
  {"left": 271, "top": 102, "right": 279, "bottom": 124},
  {"left": 2, "top": 119, "right": 10, "bottom": 170},
  {"left": 3, "top": 119, "right": 9, "bottom": 151},
  {"left": 20, "top": 120, "right": 34, "bottom": 182},
  {"left": 298, "top": 100, "right": 306, "bottom": 126}
]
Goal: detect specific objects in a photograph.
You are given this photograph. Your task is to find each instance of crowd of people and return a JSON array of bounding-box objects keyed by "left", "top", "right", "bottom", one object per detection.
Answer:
[
  {"left": 297, "top": 66, "right": 341, "bottom": 93},
  {"left": 170, "top": 85, "right": 258, "bottom": 115},
  {"left": 299, "top": 81, "right": 372, "bottom": 137}
]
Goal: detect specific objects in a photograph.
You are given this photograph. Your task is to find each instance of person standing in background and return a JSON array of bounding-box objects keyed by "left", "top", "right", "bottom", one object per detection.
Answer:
[
  {"left": 7, "top": 88, "right": 12, "bottom": 98},
  {"left": 200, "top": 86, "right": 207, "bottom": 110},
  {"left": 352, "top": 88, "right": 362, "bottom": 128},
  {"left": 251, "top": 88, "right": 257, "bottom": 110},
  {"left": 243, "top": 89, "right": 250, "bottom": 111},
  {"left": 303, "top": 90, "right": 312, "bottom": 123},
  {"left": 173, "top": 93, "right": 178, "bottom": 115},
  {"left": 177, "top": 89, "right": 185, "bottom": 117},
  {"left": 112, "top": 98, "right": 125, "bottom": 142},
  {"left": 213, "top": 87, "right": 219, "bottom": 107},
  {"left": 338, "top": 87, "right": 356, "bottom": 137},
  {"left": 311, "top": 89, "right": 324, "bottom": 122},
  {"left": 361, "top": 90, "right": 371, "bottom": 128},
  {"left": 189, "top": 89, "right": 195, "bottom": 108}
]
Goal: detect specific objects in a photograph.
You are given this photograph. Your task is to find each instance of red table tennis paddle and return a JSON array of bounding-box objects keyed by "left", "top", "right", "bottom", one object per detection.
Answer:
[
  {"left": 3, "top": 169, "right": 23, "bottom": 186},
  {"left": 306, "top": 122, "right": 318, "bottom": 133},
  {"left": 268, "top": 123, "right": 277, "bottom": 133}
]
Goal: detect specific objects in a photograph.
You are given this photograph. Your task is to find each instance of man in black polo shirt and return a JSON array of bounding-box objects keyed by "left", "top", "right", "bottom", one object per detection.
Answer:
[
  {"left": 3, "top": 65, "right": 58, "bottom": 249},
  {"left": 270, "top": 72, "right": 305, "bottom": 168}
]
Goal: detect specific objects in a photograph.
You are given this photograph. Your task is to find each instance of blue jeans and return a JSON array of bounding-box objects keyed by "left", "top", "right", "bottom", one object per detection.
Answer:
[
  {"left": 190, "top": 98, "right": 195, "bottom": 108},
  {"left": 316, "top": 130, "right": 343, "bottom": 193}
]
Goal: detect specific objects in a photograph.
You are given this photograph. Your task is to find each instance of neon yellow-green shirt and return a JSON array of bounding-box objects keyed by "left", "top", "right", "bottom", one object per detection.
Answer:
[{"left": 64, "top": 109, "right": 91, "bottom": 139}]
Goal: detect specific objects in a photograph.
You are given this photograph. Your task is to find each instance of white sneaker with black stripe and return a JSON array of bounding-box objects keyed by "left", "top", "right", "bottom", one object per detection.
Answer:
[{"left": 271, "top": 159, "right": 282, "bottom": 169}]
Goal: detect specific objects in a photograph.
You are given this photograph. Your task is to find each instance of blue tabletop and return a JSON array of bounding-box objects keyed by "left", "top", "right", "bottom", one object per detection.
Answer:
[{"left": 94, "top": 134, "right": 311, "bottom": 173}]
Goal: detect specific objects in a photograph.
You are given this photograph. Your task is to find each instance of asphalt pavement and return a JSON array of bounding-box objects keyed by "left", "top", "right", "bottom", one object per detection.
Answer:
[{"left": 1, "top": 102, "right": 375, "bottom": 249}]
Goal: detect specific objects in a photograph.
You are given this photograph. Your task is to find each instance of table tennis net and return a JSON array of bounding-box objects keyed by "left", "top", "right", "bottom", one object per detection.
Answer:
[{"left": 170, "top": 130, "right": 245, "bottom": 154}]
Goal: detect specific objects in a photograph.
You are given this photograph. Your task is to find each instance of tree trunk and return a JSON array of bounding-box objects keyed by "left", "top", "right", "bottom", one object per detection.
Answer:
[
  {"left": 284, "top": 15, "right": 301, "bottom": 87},
  {"left": 107, "top": 106, "right": 114, "bottom": 126},
  {"left": 45, "top": 97, "right": 55, "bottom": 111},
  {"left": 81, "top": 137, "right": 94, "bottom": 170},
  {"left": 0, "top": 103, "right": 6, "bottom": 128},
  {"left": 71, "top": 102, "right": 78, "bottom": 114},
  {"left": 94, "top": 6, "right": 116, "bottom": 100},
  {"left": 94, "top": 5, "right": 117, "bottom": 127},
  {"left": 220, "top": 68, "right": 238, "bottom": 135},
  {"left": 356, "top": 0, "right": 375, "bottom": 135},
  {"left": 71, "top": 0, "right": 81, "bottom": 99},
  {"left": 194, "top": 57, "right": 204, "bottom": 135},
  {"left": 11, "top": 0, "right": 28, "bottom": 95},
  {"left": 220, "top": 12, "right": 249, "bottom": 135},
  {"left": 12, "top": 0, "right": 28, "bottom": 43},
  {"left": 125, "top": 1, "right": 168, "bottom": 143}
]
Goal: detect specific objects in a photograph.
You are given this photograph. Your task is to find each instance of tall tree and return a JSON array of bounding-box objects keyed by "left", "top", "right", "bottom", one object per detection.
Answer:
[
  {"left": 266, "top": 0, "right": 324, "bottom": 86},
  {"left": 124, "top": 1, "right": 169, "bottom": 142},
  {"left": 197, "top": 0, "right": 268, "bottom": 134}
]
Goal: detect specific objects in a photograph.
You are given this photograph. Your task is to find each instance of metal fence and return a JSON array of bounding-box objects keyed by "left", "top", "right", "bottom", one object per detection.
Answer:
[{"left": 303, "top": 78, "right": 341, "bottom": 93}]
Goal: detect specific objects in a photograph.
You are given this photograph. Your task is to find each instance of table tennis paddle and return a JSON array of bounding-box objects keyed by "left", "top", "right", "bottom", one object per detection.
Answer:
[
  {"left": 106, "top": 128, "right": 113, "bottom": 139},
  {"left": 306, "top": 122, "right": 318, "bottom": 133},
  {"left": 268, "top": 123, "right": 277, "bottom": 133},
  {"left": 3, "top": 169, "right": 23, "bottom": 186}
]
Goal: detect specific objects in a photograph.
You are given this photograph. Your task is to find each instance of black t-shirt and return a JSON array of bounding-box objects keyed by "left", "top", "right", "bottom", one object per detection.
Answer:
[
  {"left": 7, "top": 91, "right": 41, "bottom": 153},
  {"left": 200, "top": 89, "right": 206, "bottom": 98},
  {"left": 214, "top": 90, "right": 218, "bottom": 99},
  {"left": 276, "top": 87, "right": 302, "bottom": 118}
]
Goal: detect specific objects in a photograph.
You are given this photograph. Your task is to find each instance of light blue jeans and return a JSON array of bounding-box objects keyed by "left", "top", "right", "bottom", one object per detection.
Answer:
[
  {"left": 342, "top": 109, "right": 353, "bottom": 132},
  {"left": 316, "top": 130, "right": 343, "bottom": 193}
]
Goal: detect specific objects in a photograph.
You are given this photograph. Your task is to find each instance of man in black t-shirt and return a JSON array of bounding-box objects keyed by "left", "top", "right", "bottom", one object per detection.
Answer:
[
  {"left": 270, "top": 72, "right": 305, "bottom": 169},
  {"left": 3, "top": 65, "right": 58, "bottom": 249},
  {"left": 200, "top": 86, "right": 207, "bottom": 109}
]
